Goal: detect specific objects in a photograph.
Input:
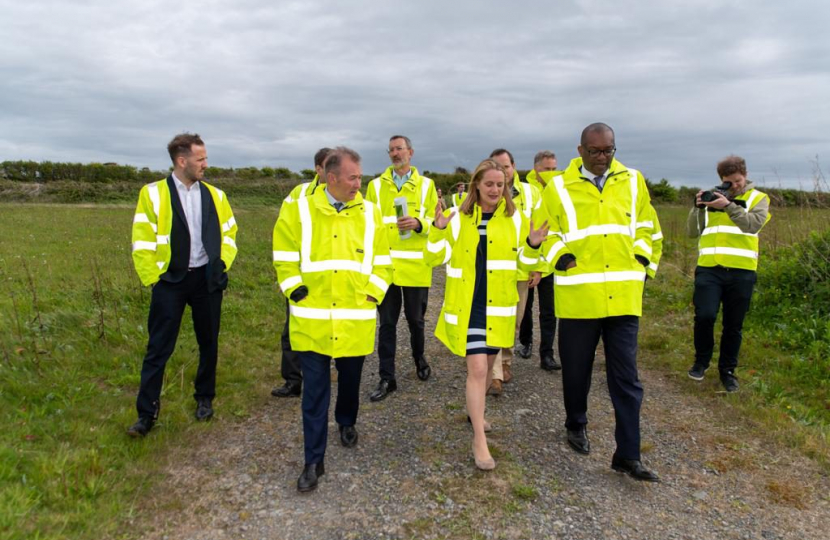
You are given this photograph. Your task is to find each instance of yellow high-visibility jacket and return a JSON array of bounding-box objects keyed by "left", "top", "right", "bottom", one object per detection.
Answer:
[
  {"left": 512, "top": 180, "right": 548, "bottom": 280},
  {"left": 538, "top": 157, "right": 653, "bottom": 319},
  {"left": 131, "top": 178, "right": 238, "bottom": 287},
  {"left": 284, "top": 175, "right": 320, "bottom": 203},
  {"left": 451, "top": 192, "right": 467, "bottom": 208},
  {"left": 644, "top": 204, "right": 663, "bottom": 279},
  {"left": 526, "top": 169, "right": 564, "bottom": 193},
  {"left": 694, "top": 188, "right": 771, "bottom": 271},
  {"left": 272, "top": 187, "right": 393, "bottom": 357},
  {"left": 365, "top": 166, "right": 438, "bottom": 287},
  {"left": 424, "top": 201, "right": 542, "bottom": 357}
]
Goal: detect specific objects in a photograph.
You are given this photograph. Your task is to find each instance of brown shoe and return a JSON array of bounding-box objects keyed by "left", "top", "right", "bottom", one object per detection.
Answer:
[
  {"left": 487, "top": 379, "right": 503, "bottom": 396},
  {"left": 503, "top": 365, "right": 513, "bottom": 384}
]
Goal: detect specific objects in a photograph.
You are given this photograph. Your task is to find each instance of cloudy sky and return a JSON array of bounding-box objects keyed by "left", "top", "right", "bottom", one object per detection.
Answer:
[{"left": 1, "top": 0, "right": 828, "bottom": 188}]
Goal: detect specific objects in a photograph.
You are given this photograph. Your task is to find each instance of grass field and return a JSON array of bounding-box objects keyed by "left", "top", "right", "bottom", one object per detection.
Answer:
[{"left": 0, "top": 202, "right": 828, "bottom": 539}]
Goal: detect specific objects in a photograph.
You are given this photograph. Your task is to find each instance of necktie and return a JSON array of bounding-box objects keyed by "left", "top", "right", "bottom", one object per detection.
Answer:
[
  {"left": 333, "top": 202, "right": 344, "bottom": 212},
  {"left": 594, "top": 175, "right": 604, "bottom": 192}
]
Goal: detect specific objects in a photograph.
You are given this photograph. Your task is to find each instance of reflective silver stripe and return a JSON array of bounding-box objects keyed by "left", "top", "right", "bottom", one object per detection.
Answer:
[
  {"left": 156, "top": 235, "right": 170, "bottom": 245},
  {"left": 290, "top": 305, "right": 377, "bottom": 320},
  {"left": 699, "top": 247, "right": 758, "bottom": 259},
  {"left": 701, "top": 226, "right": 758, "bottom": 237},
  {"left": 223, "top": 236, "right": 237, "bottom": 249},
  {"left": 390, "top": 250, "right": 424, "bottom": 260},
  {"left": 450, "top": 213, "right": 461, "bottom": 243},
  {"left": 303, "top": 260, "right": 364, "bottom": 273},
  {"left": 634, "top": 239, "right": 653, "bottom": 255},
  {"left": 373, "top": 178, "right": 382, "bottom": 211},
  {"left": 382, "top": 216, "right": 398, "bottom": 225},
  {"left": 444, "top": 312, "right": 458, "bottom": 325},
  {"left": 299, "top": 183, "right": 311, "bottom": 199},
  {"left": 298, "top": 195, "right": 314, "bottom": 271},
  {"left": 222, "top": 216, "right": 236, "bottom": 232},
  {"left": 520, "top": 182, "right": 533, "bottom": 218},
  {"left": 426, "top": 239, "right": 446, "bottom": 253},
  {"left": 744, "top": 190, "right": 760, "bottom": 212},
  {"left": 563, "top": 224, "right": 631, "bottom": 243},
  {"left": 419, "top": 175, "right": 431, "bottom": 220},
  {"left": 215, "top": 188, "right": 225, "bottom": 203},
  {"left": 361, "top": 201, "right": 375, "bottom": 274},
  {"left": 133, "top": 213, "right": 158, "bottom": 233},
  {"left": 648, "top": 262, "right": 658, "bottom": 272},
  {"left": 446, "top": 265, "right": 462, "bottom": 278},
  {"left": 273, "top": 250, "right": 301, "bottom": 262},
  {"left": 279, "top": 275, "right": 302, "bottom": 292},
  {"left": 627, "top": 168, "right": 639, "bottom": 238},
  {"left": 546, "top": 240, "right": 567, "bottom": 263},
  {"left": 554, "top": 175, "right": 578, "bottom": 234},
  {"left": 635, "top": 220, "right": 653, "bottom": 229},
  {"left": 519, "top": 253, "right": 539, "bottom": 266},
  {"left": 369, "top": 274, "right": 389, "bottom": 292},
  {"left": 373, "top": 255, "right": 392, "bottom": 266},
  {"left": 487, "top": 260, "right": 517, "bottom": 271},
  {"left": 486, "top": 306, "right": 516, "bottom": 317},
  {"left": 652, "top": 232, "right": 664, "bottom": 241},
  {"left": 148, "top": 183, "right": 160, "bottom": 217},
  {"left": 132, "top": 241, "right": 156, "bottom": 252},
  {"left": 511, "top": 206, "right": 522, "bottom": 247},
  {"left": 554, "top": 270, "right": 646, "bottom": 286}
]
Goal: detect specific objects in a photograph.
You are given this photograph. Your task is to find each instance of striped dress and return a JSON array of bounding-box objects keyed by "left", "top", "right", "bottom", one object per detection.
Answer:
[{"left": 466, "top": 212, "right": 499, "bottom": 356}]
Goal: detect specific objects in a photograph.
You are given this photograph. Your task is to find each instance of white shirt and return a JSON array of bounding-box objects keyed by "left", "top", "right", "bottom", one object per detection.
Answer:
[
  {"left": 172, "top": 173, "right": 208, "bottom": 268},
  {"left": 581, "top": 166, "right": 609, "bottom": 191}
]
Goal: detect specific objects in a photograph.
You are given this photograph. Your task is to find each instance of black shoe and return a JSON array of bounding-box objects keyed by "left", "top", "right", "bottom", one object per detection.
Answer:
[
  {"left": 195, "top": 398, "right": 213, "bottom": 421},
  {"left": 297, "top": 462, "right": 325, "bottom": 492},
  {"left": 414, "top": 356, "right": 431, "bottom": 381},
  {"left": 127, "top": 417, "right": 154, "bottom": 438},
  {"left": 271, "top": 380, "right": 302, "bottom": 397},
  {"left": 720, "top": 370, "right": 739, "bottom": 392},
  {"left": 369, "top": 379, "right": 397, "bottom": 402},
  {"left": 541, "top": 353, "right": 561, "bottom": 371},
  {"left": 688, "top": 363, "right": 708, "bottom": 381},
  {"left": 611, "top": 455, "right": 660, "bottom": 482},
  {"left": 339, "top": 425, "right": 358, "bottom": 448},
  {"left": 567, "top": 427, "right": 590, "bottom": 455},
  {"left": 516, "top": 342, "right": 532, "bottom": 359}
]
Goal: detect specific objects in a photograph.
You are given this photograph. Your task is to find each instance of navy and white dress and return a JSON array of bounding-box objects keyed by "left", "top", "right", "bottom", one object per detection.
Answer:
[{"left": 466, "top": 212, "right": 500, "bottom": 356}]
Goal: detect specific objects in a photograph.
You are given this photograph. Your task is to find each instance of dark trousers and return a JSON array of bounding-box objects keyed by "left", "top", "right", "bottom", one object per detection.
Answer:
[
  {"left": 279, "top": 298, "right": 302, "bottom": 384},
  {"left": 377, "top": 285, "right": 428, "bottom": 380},
  {"left": 299, "top": 351, "right": 365, "bottom": 465},
  {"left": 559, "top": 316, "right": 643, "bottom": 460},
  {"left": 693, "top": 266, "right": 757, "bottom": 373},
  {"left": 136, "top": 269, "right": 223, "bottom": 419},
  {"left": 519, "top": 273, "right": 556, "bottom": 356}
]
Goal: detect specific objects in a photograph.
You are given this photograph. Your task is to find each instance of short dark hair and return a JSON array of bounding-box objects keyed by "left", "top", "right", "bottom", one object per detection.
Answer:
[
  {"left": 314, "top": 147, "right": 333, "bottom": 168},
  {"left": 580, "top": 123, "right": 615, "bottom": 146},
  {"left": 323, "top": 146, "right": 362, "bottom": 177},
  {"left": 389, "top": 135, "right": 412, "bottom": 149},
  {"left": 167, "top": 133, "right": 204, "bottom": 163},
  {"left": 717, "top": 155, "right": 747, "bottom": 178},
  {"left": 534, "top": 150, "right": 556, "bottom": 165},
  {"left": 489, "top": 148, "right": 515, "bottom": 165}
]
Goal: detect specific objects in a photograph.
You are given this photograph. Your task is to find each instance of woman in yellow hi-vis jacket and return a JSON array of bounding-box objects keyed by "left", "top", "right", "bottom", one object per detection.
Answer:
[{"left": 425, "top": 159, "right": 547, "bottom": 470}]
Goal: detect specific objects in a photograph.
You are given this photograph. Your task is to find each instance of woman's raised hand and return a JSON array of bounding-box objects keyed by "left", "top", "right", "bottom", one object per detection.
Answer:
[
  {"left": 528, "top": 219, "right": 549, "bottom": 248},
  {"left": 433, "top": 198, "right": 455, "bottom": 230}
]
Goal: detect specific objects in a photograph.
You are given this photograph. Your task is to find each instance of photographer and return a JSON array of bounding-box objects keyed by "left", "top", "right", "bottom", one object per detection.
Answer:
[{"left": 686, "top": 156, "right": 771, "bottom": 392}]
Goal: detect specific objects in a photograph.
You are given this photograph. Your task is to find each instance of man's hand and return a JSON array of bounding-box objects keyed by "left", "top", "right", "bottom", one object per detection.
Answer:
[
  {"left": 528, "top": 271, "right": 542, "bottom": 288},
  {"left": 696, "top": 190, "right": 730, "bottom": 210},
  {"left": 367, "top": 295, "right": 378, "bottom": 303},
  {"left": 432, "top": 199, "right": 455, "bottom": 230},
  {"left": 565, "top": 260, "right": 577, "bottom": 270},
  {"left": 397, "top": 216, "right": 421, "bottom": 232}
]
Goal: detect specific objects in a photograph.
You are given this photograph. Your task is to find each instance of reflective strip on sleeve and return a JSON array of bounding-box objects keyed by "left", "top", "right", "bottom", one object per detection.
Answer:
[
  {"left": 290, "top": 305, "right": 377, "bottom": 320},
  {"left": 222, "top": 216, "right": 236, "bottom": 232},
  {"left": 554, "top": 270, "right": 646, "bottom": 286},
  {"left": 373, "top": 255, "right": 392, "bottom": 266},
  {"left": 133, "top": 213, "right": 158, "bottom": 232},
  {"left": 701, "top": 226, "right": 758, "bottom": 237},
  {"left": 519, "top": 252, "right": 539, "bottom": 266},
  {"left": 273, "top": 250, "right": 301, "bottom": 262},
  {"left": 369, "top": 273, "right": 389, "bottom": 293},
  {"left": 132, "top": 241, "right": 157, "bottom": 252},
  {"left": 390, "top": 250, "right": 424, "bottom": 260},
  {"left": 156, "top": 235, "right": 170, "bottom": 245},
  {"left": 634, "top": 239, "right": 653, "bottom": 255},
  {"left": 652, "top": 232, "right": 664, "bottom": 241},
  {"left": 486, "top": 260, "right": 517, "bottom": 271},
  {"left": 279, "top": 275, "right": 302, "bottom": 292},
  {"left": 486, "top": 306, "right": 517, "bottom": 317},
  {"left": 446, "top": 265, "right": 462, "bottom": 278},
  {"left": 635, "top": 220, "right": 653, "bottom": 229},
  {"left": 426, "top": 239, "right": 447, "bottom": 253},
  {"left": 223, "top": 236, "right": 237, "bottom": 249},
  {"left": 648, "top": 262, "right": 659, "bottom": 272},
  {"left": 444, "top": 312, "right": 458, "bottom": 325},
  {"left": 699, "top": 247, "right": 758, "bottom": 259},
  {"left": 546, "top": 240, "right": 567, "bottom": 262}
]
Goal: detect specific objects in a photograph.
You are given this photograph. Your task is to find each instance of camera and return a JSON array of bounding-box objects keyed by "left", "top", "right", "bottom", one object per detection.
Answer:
[{"left": 698, "top": 182, "right": 732, "bottom": 207}]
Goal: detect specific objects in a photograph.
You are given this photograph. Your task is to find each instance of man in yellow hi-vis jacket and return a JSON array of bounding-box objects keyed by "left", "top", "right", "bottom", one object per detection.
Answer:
[
  {"left": 538, "top": 123, "right": 659, "bottom": 482},
  {"left": 365, "top": 135, "right": 438, "bottom": 402},
  {"left": 127, "top": 133, "right": 238, "bottom": 438},
  {"left": 273, "top": 147, "right": 393, "bottom": 492}
]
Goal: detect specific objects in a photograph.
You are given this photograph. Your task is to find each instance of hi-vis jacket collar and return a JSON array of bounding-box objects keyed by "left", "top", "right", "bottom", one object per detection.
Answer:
[
  {"left": 563, "top": 157, "right": 631, "bottom": 186},
  {"left": 378, "top": 166, "right": 423, "bottom": 187},
  {"left": 311, "top": 185, "right": 365, "bottom": 215}
]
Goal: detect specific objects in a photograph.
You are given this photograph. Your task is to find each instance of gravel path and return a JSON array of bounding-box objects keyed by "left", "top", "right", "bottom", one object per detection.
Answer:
[{"left": 138, "top": 268, "right": 830, "bottom": 540}]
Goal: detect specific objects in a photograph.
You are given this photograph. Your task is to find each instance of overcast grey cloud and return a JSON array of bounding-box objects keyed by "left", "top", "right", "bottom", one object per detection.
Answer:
[{"left": 1, "top": 0, "right": 828, "bottom": 187}]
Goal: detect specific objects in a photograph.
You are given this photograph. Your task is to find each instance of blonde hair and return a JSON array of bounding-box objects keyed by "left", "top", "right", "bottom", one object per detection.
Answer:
[{"left": 459, "top": 159, "right": 516, "bottom": 217}]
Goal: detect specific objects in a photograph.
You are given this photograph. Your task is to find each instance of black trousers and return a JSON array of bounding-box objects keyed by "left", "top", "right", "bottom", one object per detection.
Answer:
[
  {"left": 279, "top": 298, "right": 302, "bottom": 384},
  {"left": 693, "top": 266, "right": 757, "bottom": 373},
  {"left": 377, "top": 285, "right": 428, "bottom": 380},
  {"left": 136, "top": 269, "right": 223, "bottom": 419},
  {"left": 559, "top": 316, "right": 643, "bottom": 460},
  {"left": 299, "top": 351, "right": 364, "bottom": 465},
  {"left": 519, "top": 273, "right": 556, "bottom": 356}
]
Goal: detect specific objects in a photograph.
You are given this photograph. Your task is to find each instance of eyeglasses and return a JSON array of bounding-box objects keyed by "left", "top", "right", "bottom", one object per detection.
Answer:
[
  {"left": 585, "top": 147, "right": 616, "bottom": 158},
  {"left": 387, "top": 146, "right": 408, "bottom": 154}
]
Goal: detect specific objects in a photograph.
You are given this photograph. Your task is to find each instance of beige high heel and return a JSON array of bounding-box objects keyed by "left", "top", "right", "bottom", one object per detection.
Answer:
[{"left": 472, "top": 442, "right": 496, "bottom": 471}]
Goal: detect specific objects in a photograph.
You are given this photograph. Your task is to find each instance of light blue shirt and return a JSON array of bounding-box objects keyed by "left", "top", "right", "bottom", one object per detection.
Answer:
[
  {"left": 392, "top": 169, "right": 412, "bottom": 190},
  {"left": 324, "top": 187, "right": 346, "bottom": 212},
  {"left": 581, "top": 166, "right": 609, "bottom": 191}
]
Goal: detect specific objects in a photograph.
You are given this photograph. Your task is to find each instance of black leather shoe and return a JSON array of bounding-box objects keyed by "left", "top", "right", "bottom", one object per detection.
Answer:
[
  {"left": 369, "top": 379, "right": 397, "bottom": 402},
  {"left": 567, "top": 427, "right": 590, "bottom": 455},
  {"left": 720, "top": 370, "right": 739, "bottom": 393},
  {"left": 195, "top": 398, "right": 213, "bottom": 421},
  {"left": 414, "top": 356, "right": 431, "bottom": 381},
  {"left": 271, "top": 380, "right": 301, "bottom": 397},
  {"left": 515, "top": 342, "right": 532, "bottom": 359},
  {"left": 541, "top": 353, "right": 561, "bottom": 371},
  {"left": 297, "top": 462, "right": 325, "bottom": 492},
  {"left": 339, "top": 424, "right": 358, "bottom": 448},
  {"left": 611, "top": 455, "right": 660, "bottom": 482},
  {"left": 127, "top": 417, "right": 154, "bottom": 438}
]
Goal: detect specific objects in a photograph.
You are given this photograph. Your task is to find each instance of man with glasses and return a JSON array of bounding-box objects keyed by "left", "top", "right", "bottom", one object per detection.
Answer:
[
  {"left": 365, "top": 135, "right": 438, "bottom": 402},
  {"left": 537, "top": 123, "right": 660, "bottom": 481}
]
